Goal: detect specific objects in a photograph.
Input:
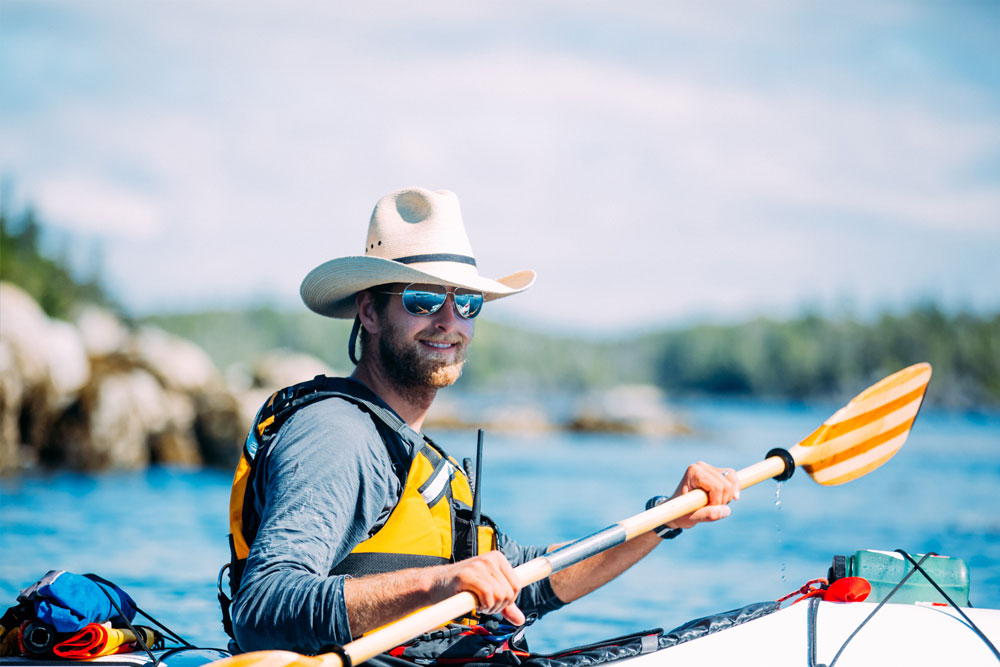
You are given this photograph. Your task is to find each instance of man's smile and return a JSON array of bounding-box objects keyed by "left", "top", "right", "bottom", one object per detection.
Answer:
[{"left": 419, "top": 339, "right": 459, "bottom": 350}]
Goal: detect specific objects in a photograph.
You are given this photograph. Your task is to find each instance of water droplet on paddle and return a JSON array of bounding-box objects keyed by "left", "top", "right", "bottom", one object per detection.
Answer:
[{"left": 775, "top": 481, "right": 785, "bottom": 581}]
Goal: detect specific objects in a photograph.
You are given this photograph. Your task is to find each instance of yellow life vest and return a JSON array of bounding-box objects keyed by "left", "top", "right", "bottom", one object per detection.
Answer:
[
  {"left": 330, "top": 437, "right": 497, "bottom": 577},
  {"left": 224, "top": 377, "right": 496, "bottom": 621}
]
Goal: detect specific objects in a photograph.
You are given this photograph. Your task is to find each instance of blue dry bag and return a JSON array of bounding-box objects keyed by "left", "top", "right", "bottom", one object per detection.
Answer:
[{"left": 17, "top": 571, "right": 138, "bottom": 633}]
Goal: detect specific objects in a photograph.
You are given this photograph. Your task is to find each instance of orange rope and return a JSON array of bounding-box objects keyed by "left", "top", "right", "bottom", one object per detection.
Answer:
[{"left": 775, "top": 578, "right": 828, "bottom": 605}]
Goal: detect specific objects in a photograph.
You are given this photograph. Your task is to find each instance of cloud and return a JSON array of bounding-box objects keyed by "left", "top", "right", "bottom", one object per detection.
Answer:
[
  {"left": 1, "top": 1, "right": 998, "bottom": 326},
  {"left": 32, "top": 175, "right": 162, "bottom": 239}
]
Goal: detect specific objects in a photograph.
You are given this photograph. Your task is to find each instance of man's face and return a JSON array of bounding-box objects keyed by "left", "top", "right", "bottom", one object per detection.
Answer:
[{"left": 374, "top": 284, "right": 475, "bottom": 390}]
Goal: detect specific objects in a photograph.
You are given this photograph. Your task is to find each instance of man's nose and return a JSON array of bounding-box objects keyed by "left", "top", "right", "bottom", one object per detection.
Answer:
[{"left": 430, "top": 293, "right": 465, "bottom": 330}]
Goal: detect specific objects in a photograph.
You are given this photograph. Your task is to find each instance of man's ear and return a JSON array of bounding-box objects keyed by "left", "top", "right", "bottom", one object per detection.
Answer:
[{"left": 356, "top": 290, "right": 380, "bottom": 335}]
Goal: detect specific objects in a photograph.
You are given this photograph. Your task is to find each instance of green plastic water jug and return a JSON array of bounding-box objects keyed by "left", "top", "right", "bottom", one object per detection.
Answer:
[{"left": 829, "top": 550, "right": 970, "bottom": 606}]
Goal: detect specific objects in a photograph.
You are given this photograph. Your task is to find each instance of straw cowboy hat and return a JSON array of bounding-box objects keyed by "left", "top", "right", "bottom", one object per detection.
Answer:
[{"left": 301, "top": 187, "right": 536, "bottom": 319}]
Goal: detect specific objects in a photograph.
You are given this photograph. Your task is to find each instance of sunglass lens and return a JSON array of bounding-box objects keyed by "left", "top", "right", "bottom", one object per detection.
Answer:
[
  {"left": 453, "top": 289, "right": 484, "bottom": 319},
  {"left": 402, "top": 284, "right": 448, "bottom": 315}
]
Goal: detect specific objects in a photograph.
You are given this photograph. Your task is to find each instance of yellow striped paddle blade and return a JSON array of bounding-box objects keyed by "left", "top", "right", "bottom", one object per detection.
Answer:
[{"left": 793, "top": 363, "right": 932, "bottom": 486}]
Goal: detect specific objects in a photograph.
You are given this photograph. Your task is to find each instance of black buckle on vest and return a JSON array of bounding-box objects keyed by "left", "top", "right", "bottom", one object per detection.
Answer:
[{"left": 217, "top": 563, "right": 234, "bottom": 639}]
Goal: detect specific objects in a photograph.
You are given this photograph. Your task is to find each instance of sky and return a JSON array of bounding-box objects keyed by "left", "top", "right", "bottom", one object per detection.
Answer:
[{"left": 1, "top": 1, "right": 998, "bottom": 334}]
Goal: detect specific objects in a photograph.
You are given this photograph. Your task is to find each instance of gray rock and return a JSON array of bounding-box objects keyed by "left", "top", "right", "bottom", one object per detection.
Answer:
[
  {"left": 75, "top": 306, "right": 129, "bottom": 357},
  {"left": 150, "top": 389, "right": 201, "bottom": 465},
  {"left": 0, "top": 285, "right": 332, "bottom": 471},
  {"left": 51, "top": 367, "right": 164, "bottom": 469},
  {"left": 45, "top": 319, "right": 90, "bottom": 409},
  {"left": 48, "top": 362, "right": 206, "bottom": 469},
  {"left": 194, "top": 390, "right": 244, "bottom": 467},
  {"left": 568, "top": 385, "right": 690, "bottom": 436},
  {"left": 0, "top": 338, "right": 24, "bottom": 471},
  {"left": 424, "top": 397, "right": 555, "bottom": 433},
  {"left": 0, "top": 283, "right": 51, "bottom": 389},
  {"left": 0, "top": 283, "right": 90, "bottom": 470},
  {"left": 251, "top": 349, "right": 337, "bottom": 391},
  {"left": 129, "top": 326, "right": 222, "bottom": 395},
  {"left": 234, "top": 388, "right": 273, "bottom": 436},
  {"left": 218, "top": 351, "right": 339, "bottom": 464}
]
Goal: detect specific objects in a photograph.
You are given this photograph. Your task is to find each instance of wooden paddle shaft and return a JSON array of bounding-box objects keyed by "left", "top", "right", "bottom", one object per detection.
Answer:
[
  {"left": 344, "top": 453, "right": 793, "bottom": 666},
  {"left": 344, "top": 592, "right": 479, "bottom": 665},
  {"left": 620, "top": 454, "right": 793, "bottom": 539}
]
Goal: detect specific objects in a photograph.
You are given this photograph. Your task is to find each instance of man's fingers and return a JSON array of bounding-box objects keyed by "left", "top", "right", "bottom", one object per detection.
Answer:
[
  {"left": 474, "top": 584, "right": 498, "bottom": 613},
  {"left": 706, "top": 466, "right": 725, "bottom": 506},
  {"left": 666, "top": 461, "right": 741, "bottom": 529},
  {"left": 482, "top": 551, "right": 522, "bottom": 611},
  {"left": 453, "top": 552, "right": 523, "bottom": 620},
  {"left": 725, "top": 468, "right": 741, "bottom": 501},
  {"left": 495, "top": 551, "right": 522, "bottom": 590},
  {"left": 716, "top": 467, "right": 739, "bottom": 504},
  {"left": 501, "top": 603, "right": 526, "bottom": 626},
  {"left": 688, "top": 462, "right": 722, "bottom": 506},
  {"left": 686, "top": 462, "right": 739, "bottom": 506},
  {"left": 688, "top": 505, "right": 731, "bottom": 523},
  {"left": 670, "top": 504, "right": 732, "bottom": 529}
]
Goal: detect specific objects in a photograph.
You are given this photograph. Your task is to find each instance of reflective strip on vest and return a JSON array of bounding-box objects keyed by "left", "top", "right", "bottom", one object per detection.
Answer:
[{"left": 418, "top": 457, "right": 453, "bottom": 507}]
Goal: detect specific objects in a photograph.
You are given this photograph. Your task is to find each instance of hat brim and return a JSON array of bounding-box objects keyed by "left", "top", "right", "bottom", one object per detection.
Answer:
[{"left": 300, "top": 256, "right": 535, "bottom": 318}]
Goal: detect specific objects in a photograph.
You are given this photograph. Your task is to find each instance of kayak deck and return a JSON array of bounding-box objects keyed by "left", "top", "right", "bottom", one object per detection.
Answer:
[
  {"left": 3, "top": 602, "right": 997, "bottom": 667},
  {"left": 626, "top": 600, "right": 1000, "bottom": 666}
]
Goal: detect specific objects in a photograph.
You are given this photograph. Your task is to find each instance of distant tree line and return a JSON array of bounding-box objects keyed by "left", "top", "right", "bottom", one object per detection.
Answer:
[
  {"left": 638, "top": 310, "right": 998, "bottom": 409},
  {"left": 1, "top": 206, "right": 112, "bottom": 318},
  {"left": 145, "top": 306, "right": 998, "bottom": 410},
  {"left": 3, "top": 205, "right": 996, "bottom": 409}
]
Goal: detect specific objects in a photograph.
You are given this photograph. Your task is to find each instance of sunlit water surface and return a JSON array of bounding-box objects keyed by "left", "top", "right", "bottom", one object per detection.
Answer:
[{"left": 2, "top": 400, "right": 998, "bottom": 653}]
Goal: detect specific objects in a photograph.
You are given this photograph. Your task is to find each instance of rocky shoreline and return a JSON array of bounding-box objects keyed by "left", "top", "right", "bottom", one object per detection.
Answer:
[{"left": 0, "top": 282, "right": 689, "bottom": 474}]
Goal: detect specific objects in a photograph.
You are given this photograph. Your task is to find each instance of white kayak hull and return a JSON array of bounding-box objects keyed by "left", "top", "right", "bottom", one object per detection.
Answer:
[
  {"left": 2, "top": 603, "right": 997, "bottom": 667},
  {"left": 627, "top": 600, "right": 1000, "bottom": 666}
]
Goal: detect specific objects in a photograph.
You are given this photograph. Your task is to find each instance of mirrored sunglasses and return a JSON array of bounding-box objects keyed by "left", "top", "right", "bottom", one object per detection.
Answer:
[{"left": 379, "top": 283, "right": 484, "bottom": 319}]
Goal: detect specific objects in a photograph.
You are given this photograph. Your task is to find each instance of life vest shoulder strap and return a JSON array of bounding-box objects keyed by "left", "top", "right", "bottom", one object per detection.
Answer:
[
  {"left": 252, "top": 375, "right": 409, "bottom": 454},
  {"left": 228, "top": 376, "right": 413, "bottom": 598}
]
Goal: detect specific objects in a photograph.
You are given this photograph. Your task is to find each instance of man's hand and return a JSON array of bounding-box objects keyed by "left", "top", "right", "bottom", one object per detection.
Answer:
[
  {"left": 428, "top": 551, "right": 525, "bottom": 625},
  {"left": 345, "top": 551, "right": 525, "bottom": 637},
  {"left": 664, "top": 461, "right": 740, "bottom": 530}
]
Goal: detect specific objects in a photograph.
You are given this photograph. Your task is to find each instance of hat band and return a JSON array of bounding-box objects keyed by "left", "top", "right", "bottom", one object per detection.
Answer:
[{"left": 393, "top": 253, "right": 477, "bottom": 267}]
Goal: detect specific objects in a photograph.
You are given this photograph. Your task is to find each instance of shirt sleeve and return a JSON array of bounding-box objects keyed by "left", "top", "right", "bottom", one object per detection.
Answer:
[
  {"left": 231, "top": 398, "right": 400, "bottom": 653},
  {"left": 498, "top": 534, "right": 567, "bottom": 619}
]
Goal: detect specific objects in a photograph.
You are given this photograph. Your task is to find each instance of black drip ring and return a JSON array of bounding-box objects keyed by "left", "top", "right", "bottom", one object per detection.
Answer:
[
  {"left": 766, "top": 448, "right": 796, "bottom": 481},
  {"left": 317, "top": 643, "right": 353, "bottom": 667}
]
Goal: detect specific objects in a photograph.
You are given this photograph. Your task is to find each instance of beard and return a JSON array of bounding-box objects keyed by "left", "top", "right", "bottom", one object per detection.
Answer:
[{"left": 377, "top": 318, "right": 468, "bottom": 391}]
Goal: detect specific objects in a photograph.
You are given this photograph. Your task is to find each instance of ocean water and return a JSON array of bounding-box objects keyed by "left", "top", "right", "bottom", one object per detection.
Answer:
[{"left": 2, "top": 400, "right": 998, "bottom": 653}]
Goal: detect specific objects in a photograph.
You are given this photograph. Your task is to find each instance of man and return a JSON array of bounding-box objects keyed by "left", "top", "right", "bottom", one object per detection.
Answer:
[{"left": 226, "top": 187, "right": 739, "bottom": 655}]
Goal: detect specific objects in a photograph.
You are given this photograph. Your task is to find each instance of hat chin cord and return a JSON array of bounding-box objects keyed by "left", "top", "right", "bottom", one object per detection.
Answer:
[{"left": 348, "top": 316, "right": 362, "bottom": 365}]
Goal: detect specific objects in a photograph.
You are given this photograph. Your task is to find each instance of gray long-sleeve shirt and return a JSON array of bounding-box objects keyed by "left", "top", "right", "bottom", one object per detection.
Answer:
[{"left": 231, "top": 390, "right": 564, "bottom": 653}]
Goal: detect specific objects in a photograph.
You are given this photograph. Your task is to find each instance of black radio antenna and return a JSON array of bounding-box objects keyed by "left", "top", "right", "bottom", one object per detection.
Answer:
[{"left": 472, "top": 429, "right": 484, "bottom": 525}]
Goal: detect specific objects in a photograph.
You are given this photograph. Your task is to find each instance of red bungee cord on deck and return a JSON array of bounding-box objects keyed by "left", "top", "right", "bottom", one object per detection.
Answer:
[{"left": 777, "top": 577, "right": 872, "bottom": 606}]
